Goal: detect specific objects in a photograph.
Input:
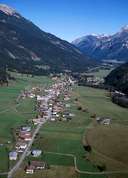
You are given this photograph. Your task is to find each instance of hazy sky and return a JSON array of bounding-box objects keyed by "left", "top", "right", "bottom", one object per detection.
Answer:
[{"left": 0, "top": 0, "right": 128, "bottom": 41}]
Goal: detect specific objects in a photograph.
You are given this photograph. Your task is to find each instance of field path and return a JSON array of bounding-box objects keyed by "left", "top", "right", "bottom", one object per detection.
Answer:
[{"left": 45, "top": 151, "right": 128, "bottom": 175}]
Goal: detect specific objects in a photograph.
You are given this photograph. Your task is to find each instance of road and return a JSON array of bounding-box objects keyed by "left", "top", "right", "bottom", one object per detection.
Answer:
[
  {"left": 7, "top": 93, "right": 52, "bottom": 178},
  {"left": 8, "top": 120, "right": 46, "bottom": 178}
]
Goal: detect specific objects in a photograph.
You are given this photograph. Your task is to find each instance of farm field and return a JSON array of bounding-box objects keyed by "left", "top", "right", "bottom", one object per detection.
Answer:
[{"left": 75, "top": 86, "right": 128, "bottom": 178}]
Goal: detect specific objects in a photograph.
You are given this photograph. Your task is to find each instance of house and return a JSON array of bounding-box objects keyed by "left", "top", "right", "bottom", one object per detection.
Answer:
[
  {"left": 16, "top": 142, "right": 27, "bottom": 150},
  {"left": 32, "top": 118, "right": 42, "bottom": 125},
  {"left": 69, "top": 113, "right": 75, "bottom": 117},
  {"left": 21, "top": 126, "right": 31, "bottom": 132},
  {"left": 9, "top": 151, "right": 18, "bottom": 160},
  {"left": 31, "top": 161, "right": 46, "bottom": 170},
  {"left": 51, "top": 117, "right": 56, "bottom": 121},
  {"left": 19, "top": 132, "right": 32, "bottom": 141},
  {"left": 64, "top": 97, "right": 70, "bottom": 101},
  {"left": 29, "top": 94, "right": 35, "bottom": 98},
  {"left": 31, "top": 149, "right": 42, "bottom": 157}
]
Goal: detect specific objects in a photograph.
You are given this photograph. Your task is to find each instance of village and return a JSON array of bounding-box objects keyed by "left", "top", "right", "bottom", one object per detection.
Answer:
[{"left": 8, "top": 75, "right": 75, "bottom": 177}]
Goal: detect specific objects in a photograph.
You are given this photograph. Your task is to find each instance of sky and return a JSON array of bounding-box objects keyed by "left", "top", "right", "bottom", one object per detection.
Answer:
[{"left": 0, "top": 0, "right": 128, "bottom": 42}]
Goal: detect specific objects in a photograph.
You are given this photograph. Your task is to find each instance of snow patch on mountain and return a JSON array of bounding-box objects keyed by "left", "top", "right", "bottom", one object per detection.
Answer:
[
  {"left": 121, "top": 25, "right": 128, "bottom": 32},
  {"left": 0, "top": 4, "right": 21, "bottom": 18}
]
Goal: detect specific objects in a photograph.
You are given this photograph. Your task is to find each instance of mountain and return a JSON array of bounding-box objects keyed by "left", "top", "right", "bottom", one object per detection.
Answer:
[
  {"left": 105, "top": 63, "right": 128, "bottom": 95},
  {"left": 0, "top": 4, "right": 91, "bottom": 75},
  {"left": 72, "top": 26, "right": 128, "bottom": 62}
]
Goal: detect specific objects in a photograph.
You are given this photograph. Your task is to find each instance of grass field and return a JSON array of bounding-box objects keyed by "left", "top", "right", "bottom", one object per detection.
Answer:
[
  {"left": 0, "top": 147, "right": 9, "bottom": 173},
  {"left": 74, "top": 86, "right": 128, "bottom": 178},
  {"left": 86, "top": 126, "right": 128, "bottom": 170},
  {"left": 75, "top": 86, "right": 128, "bottom": 125}
]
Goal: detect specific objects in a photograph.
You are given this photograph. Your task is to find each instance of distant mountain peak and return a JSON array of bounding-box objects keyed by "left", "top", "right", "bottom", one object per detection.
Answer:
[
  {"left": 0, "top": 4, "right": 21, "bottom": 18},
  {"left": 90, "top": 33, "right": 109, "bottom": 38},
  {"left": 121, "top": 25, "right": 128, "bottom": 32}
]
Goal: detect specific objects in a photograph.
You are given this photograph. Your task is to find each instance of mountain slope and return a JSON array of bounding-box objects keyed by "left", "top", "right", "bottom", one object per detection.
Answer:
[
  {"left": 72, "top": 26, "right": 128, "bottom": 61},
  {"left": 0, "top": 4, "right": 91, "bottom": 74},
  {"left": 105, "top": 63, "right": 128, "bottom": 95}
]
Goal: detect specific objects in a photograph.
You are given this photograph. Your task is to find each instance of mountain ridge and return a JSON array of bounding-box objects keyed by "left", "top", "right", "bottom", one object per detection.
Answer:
[
  {"left": 72, "top": 26, "right": 128, "bottom": 61},
  {"left": 0, "top": 4, "right": 92, "bottom": 74}
]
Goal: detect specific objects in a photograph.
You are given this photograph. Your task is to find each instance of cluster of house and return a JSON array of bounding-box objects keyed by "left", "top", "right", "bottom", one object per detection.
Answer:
[
  {"left": 82, "top": 74, "right": 104, "bottom": 86},
  {"left": 9, "top": 126, "right": 32, "bottom": 161},
  {"left": 33, "top": 77, "right": 75, "bottom": 123},
  {"left": 72, "top": 73, "right": 104, "bottom": 87},
  {"left": 21, "top": 87, "right": 42, "bottom": 99}
]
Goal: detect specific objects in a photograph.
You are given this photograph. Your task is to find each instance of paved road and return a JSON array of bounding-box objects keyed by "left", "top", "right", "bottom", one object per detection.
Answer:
[
  {"left": 7, "top": 93, "right": 52, "bottom": 178},
  {"left": 8, "top": 120, "right": 46, "bottom": 178}
]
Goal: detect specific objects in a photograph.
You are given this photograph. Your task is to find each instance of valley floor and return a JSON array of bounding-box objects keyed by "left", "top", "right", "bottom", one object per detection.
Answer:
[{"left": 0, "top": 71, "right": 128, "bottom": 178}]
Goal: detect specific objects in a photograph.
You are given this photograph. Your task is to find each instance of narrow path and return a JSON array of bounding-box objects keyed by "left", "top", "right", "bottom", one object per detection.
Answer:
[{"left": 45, "top": 151, "right": 128, "bottom": 175}]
